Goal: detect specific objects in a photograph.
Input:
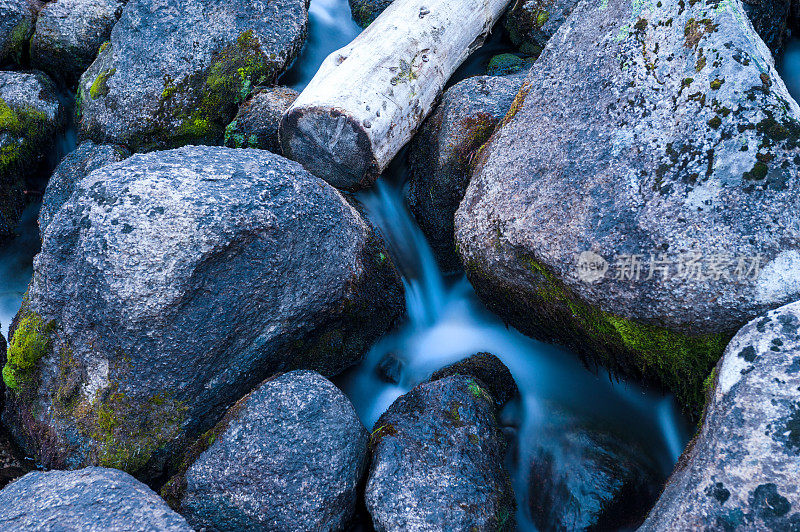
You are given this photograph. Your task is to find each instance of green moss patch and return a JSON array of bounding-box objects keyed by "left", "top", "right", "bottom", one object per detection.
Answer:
[
  {"left": 89, "top": 68, "right": 116, "bottom": 99},
  {"left": 3, "top": 311, "right": 55, "bottom": 393}
]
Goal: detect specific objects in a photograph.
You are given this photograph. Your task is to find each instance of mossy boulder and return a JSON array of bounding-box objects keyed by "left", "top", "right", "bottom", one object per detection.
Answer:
[
  {"left": 2, "top": 146, "right": 404, "bottom": 480},
  {"left": 0, "top": 0, "right": 36, "bottom": 66},
  {"left": 164, "top": 371, "right": 369, "bottom": 531},
  {"left": 348, "top": 0, "right": 394, "bottom": 28},
  {"left": 456, "top": 0, "right": 800, "bottom": 410},
  {"left": 223, "top": 86, "right": 298, "bottom": 154},
  {"left": 0, "top": 467, "right": 192, "bottom": 530},
  {"left": 406, "top": 75, "right": 525, "bottom": 273},
  {"left": 365, "top": 375, "right": 515, "bottom": 531},
  {"left": 429, "top": 352, "right": 519, "bottom": 406},
  {"left": 39, "top": 140, "right": 129, "bottom": 237},
  {"left": 642, "top": 301, "right": 800, "bottom": 530},
  {"left": 31, "top": 0, "right": 125, "bottom": 85},
  {"left": 0, "top": 70, "right": 65, "bottom": 241},
  {"left": 503, "top": 0, "right": 580, "bottom": 58},
  {"left": 77, "top": 0, "right": 308, "bottom": 151}
]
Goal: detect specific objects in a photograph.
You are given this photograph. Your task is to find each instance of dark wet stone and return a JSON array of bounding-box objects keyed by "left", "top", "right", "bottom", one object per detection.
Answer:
[
  {"left": 223, "top": 86, "right": 298, "bottom": 154},
  {"left": 429, "top": 352, "right": 519, "bottom": 406}
]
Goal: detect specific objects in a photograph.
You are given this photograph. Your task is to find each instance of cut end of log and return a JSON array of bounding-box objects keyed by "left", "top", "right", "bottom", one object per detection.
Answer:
[{"left": 279, "top": 106, "right": 380, "bottom": 191}]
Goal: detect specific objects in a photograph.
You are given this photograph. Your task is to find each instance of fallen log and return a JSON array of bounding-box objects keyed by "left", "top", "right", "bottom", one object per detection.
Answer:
[{"left": 279, "top": 0, "right": 513, "bottom": 191}]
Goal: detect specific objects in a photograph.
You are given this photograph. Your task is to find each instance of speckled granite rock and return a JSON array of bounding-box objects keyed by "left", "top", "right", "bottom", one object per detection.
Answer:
[
  {"left": 77, "top": 0, "right": 308, "bottom": 151},
  {"left": 31, "top": 0, "right": 126, "bottom": 84},
  {"left": 0, "top": 0, "right": 36, "bottom": 66},
  {"left": 0, "top": 70, "right": 65, "bottom": 241},
  {"left": 642, "top": 300, "right": 800, "bottom": 530},
  {"left": 429, "top": 352, "right": 519, "bottom": 406},
  {"left": 366, "top": 375, "right": 515, "bottom": 531},
  {"left": 164, "top": 371, "right": 368, "bottom": 531},
  {"left": 2, "top": 146, "right": 403, "bottom": 480},
  {"left": 456, "top": 0, "right": 800, "bottom": 408},
  {"left": 39, "top": 140, "right": 129, "bottom": 236},
  {"left": 224, "top": 86, "right": 298, "bottom": 153}
]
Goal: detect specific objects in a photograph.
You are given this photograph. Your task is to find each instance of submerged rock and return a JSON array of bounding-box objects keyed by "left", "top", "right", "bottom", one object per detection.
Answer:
[
  {"left": 224, "top": 86, "right": 298, "bottom": 153},
  {"left": 164, "top": 371, "right": 368, "bottom": 531},
  {"left": 348, "top": 0, "right": 393, "bottom": 28},
  {"left": 0, "top": 467, "right": 192, "bottom": 530},
  {"left": 0, "top": 70, "right": 65, "bottom": 241},
  {"left": 406, "top": 75, "right": 524, "bottom": 273},
  {"left": 456, "top": 0, "right": 800, "bottom": 408},
  {"left": 503, "top": 0, "right": 580, "bottom": 57},
  {"left": 741, "top": 0, "right": 791, "bottom": 54},
  {"left": 526, "top": 408, "right": 661, "bottom": 531},
  {"left": 77, "top": 0, "right": 308, "bottom": 151},
  {"left": 2, "top": 146, "right": 404, "bottom": 479},
  {"left": 366, "top": 375, "right": 515, "bottom": 531},
  {"left": 31, "top": 0, "right": 126, "bottom": 85},
  {"left": 642, "top": 300, "right": 800, "bottom": 530},
  {"left": 0, "top": 0, "right": 36, "bottom": 66},
  {"left": 39, "top": 140, "right": 129, "bottom": 237},
  {"left": 429, "top": 352, "right": 519, "bottom": 406}
]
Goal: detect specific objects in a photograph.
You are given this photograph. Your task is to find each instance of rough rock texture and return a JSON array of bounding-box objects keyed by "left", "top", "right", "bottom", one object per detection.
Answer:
[
  {"left": 0, "top": 467, "right": 192, "bottom": 530},
  {"left": 77, "top": 0, "right": 308, "bottom": 151},
  {"left": 456, "top": 0, "right": 800, "bottom": 408},
  {"left": 39, "top": 140, "right": 129, "bottom": 237},
  {"left": 527, "top": 407, "right": 661, "bottom": 531},
  {"left": 642, "top": 300, "right": 800, "bottom": 530},
  {"left": 164, "top": 371, "right": 368, "bottom": 531},
  {"left": 429, "top": 352, "right": 519, "bottom": 406},
  {"left": 348, "top": 0, "right": 393, "bottom": 27},
  {"left": 406, "top": 75, "right": 524, "bottom": 273},
  {"left": 31, "top": 0, "right": 126, "bottom": 85},
  {"left": 0, "top": 70, "right": 64, "bottom": 241},
  {"left": 2, "top": 146, "right": 404, "bottom": 479},
  {"left": 741, "top": 0, "right": 791, "bottom": 54},
  {"left": 0, "top": 0, "right": 36, "bottom": 66},
  {"left": 366, "top": 375, "right": 515, "bottom": 531},
  {"left": 0, "top": 429, "right": 30, "bottom": 488},
  {"left": 503, "top": 0, "right": 580, "bottom": 57},
  {"left": 224, "top": 86, "right": 298, "bottom": 153}
]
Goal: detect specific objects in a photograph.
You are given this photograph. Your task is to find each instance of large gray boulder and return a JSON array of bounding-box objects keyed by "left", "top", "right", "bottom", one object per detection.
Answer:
[
  {"left": 407, "top": 75, "right": 525, "bottom": 273},
  {"left": 164, "top": 371, "right": 369, "bottom": 531},
  {"left": 0, "top": 467, "right": 192, "bottom": 530},
  {"left": 31, "top": 0, "right": 126, "bottom": 85},
  {"left": 365, "top": 375, "right": 515, "bottom": 531},
  {"left": 641, "top": 300, "right": 800, "bottom": 530},
  {"left": 2, "top": 146, "right": 404, "bottom": 479},
  {"left": 0, "top": 70, "right": 65, "bottom": 241},
  {"left": 0, "top": 0, "right": 36, "bottom": 66},
  {"left": 456, "top": 0, "right": 800, "bottom": 408},
  {"left": 503, "top": 0, "right": 580, "bottom": 57},
  {"left": 39, "top": 140, "right": 129, "bottom": 237},
  {"left": 223, "top": 86, "right": 298, "bottom": 153},
  {"left": 77, "top": 0, "right": 308, "bottom": 151}
]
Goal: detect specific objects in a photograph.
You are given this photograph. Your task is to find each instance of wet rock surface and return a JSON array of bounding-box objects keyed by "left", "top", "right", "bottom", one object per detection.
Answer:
[
  {"left": 0, "top": 70, "right": 65, "bottom": 241},
  {"left": 407, "top": 75, "right": 524, "bottom": 273},
  {"left": 31, "top": 0, "right": 126, "bottom": 85},
  {"left": 0, "top": 0, "right": 36, "bottom": 66},
  {"left": 429, "top": 352, "right": 519, "bottom": 407},
  {"left": 741, "top": 0, "right": 791, "bottom": 54},
  {"left": 526, "top": 407, "right": 661, "bottom": 531},
  {"left": 456, "top": 0, "right": 800, "bottom": 408},
  {"left": 2, "top": 146, "right": 404, "bottom": 479},
  {"left": 503, "top": 0, "right": 580, "bottom": 57},
  {"left": 224, "top": 86, "right": 298, "bottom": 153},
  {"left": 39, "top": 140, "right": 129, "bottom": 237},
  {"left": 366, "top": 375, "right": 515, "bottom": 531},
  {"left": 642, "top": 300, "right": 800, "bottom": 530},
  {"left": 77, "top": 0, "right": 308, "bottom": 151},
  {"left": 348, "top": 0, "right": 394, "bottom": 28},
  {"left": 165, "top": 370, "right": 368, "bottom": 531},
  {"left": 0, "top": 467, "right": 192, "bottom": 530}
]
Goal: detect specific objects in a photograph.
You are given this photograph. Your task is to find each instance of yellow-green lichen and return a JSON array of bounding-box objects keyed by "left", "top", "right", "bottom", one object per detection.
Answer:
[
  {"left": 89, "top": 68, "right": 116, "bottom": 99},
  {"left": 3, "top": 311, "right": 55, "bottom": 392}
]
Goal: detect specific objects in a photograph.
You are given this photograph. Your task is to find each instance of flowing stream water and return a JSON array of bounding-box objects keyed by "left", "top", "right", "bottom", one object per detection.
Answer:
[{"left": 0, "top": 0, "right": 798, "bottom": 529}]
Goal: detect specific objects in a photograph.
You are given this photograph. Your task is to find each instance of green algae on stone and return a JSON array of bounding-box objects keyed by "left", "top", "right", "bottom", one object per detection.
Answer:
[
  {"left": 3, "top": 311, "right": 55, "bottom": 392},
  {"left": 89, "top": 68, "right": 116, "bottom": 99},
  {"left": 487, "top": 54, "right": 526, "bottom": 76}
]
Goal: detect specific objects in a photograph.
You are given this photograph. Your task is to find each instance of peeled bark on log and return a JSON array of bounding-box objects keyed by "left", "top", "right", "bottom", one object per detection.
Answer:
[{"left": 279, "top": 0, "right": 513, "bottom": 190}]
